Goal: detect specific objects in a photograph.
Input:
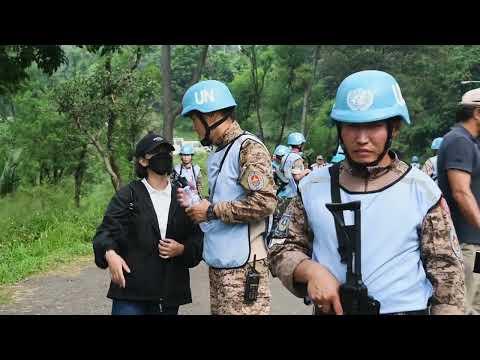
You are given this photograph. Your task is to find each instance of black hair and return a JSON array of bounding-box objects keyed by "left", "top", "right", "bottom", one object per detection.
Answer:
[
  {"left": 134, "top": 158, "right": 148, "bottom": 178},
  {"left": 456, "top": 106, "right": 478, "bottom": 123}
]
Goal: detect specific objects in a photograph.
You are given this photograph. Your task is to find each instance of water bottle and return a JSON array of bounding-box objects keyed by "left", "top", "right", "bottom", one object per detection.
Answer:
[
  {"left": 183, "top": 186, "right": 214, "bottom": 233},
  {"left": 183, "top": 186, "right": 201, "bottom": 207}
]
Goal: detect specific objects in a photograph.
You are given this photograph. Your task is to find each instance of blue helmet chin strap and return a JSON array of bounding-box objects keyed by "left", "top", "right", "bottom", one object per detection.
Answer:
[{"left": 198, "top": 110, "right": 233, "bottom": 146}]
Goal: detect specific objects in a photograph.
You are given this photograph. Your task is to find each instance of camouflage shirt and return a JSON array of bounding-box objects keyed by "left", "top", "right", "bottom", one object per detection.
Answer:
[
  {"left": 269, "top": 153, "right": 465, "bottom": 315},
  {"left": 211, "top": 121, "right": 277, "bottom": 262},
  {"left": 212, "top": 121, "right": 277, "bottom": 224},
  {"left": 421, "top": 158, "right": 434, "bottom": 179}
]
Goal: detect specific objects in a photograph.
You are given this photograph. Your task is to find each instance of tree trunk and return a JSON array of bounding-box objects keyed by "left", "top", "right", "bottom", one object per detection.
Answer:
[
  {"left": 276, "top": 106, "right": 291, "bottom": 148},
  {"left": 301, "top": 46, "right": 320, "bottom": 135},
  {"left": 161, "top": 45, "right": 174, "bottom": 142},
  {"left": 276, "top": 66, "right": 296, "bottom": 146},
  {"left": 105, "top": 55, "right": 123, "bottom": 191},
  {"left": 39, "top": 163, "right": 45, "bottom": 185},
  {"left": 74, "top": 144, "right": 88, "bottom": 208},
  {"left": 192, "top": 45, "right": 209, "bottom": 86},
  {"left": 73, "top": 115, "right": 123, "bottom": 192},
  {"left": 172, "top": 45, "right": 210, "bottom": 118},
  {"left": 250, "top": 46, "right": 265, "bottom": 141}
]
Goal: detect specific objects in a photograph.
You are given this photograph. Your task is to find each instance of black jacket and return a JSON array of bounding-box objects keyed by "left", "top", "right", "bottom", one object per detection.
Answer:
[{"left": 93, "top": 179, "right": 203, "bottom": 306}]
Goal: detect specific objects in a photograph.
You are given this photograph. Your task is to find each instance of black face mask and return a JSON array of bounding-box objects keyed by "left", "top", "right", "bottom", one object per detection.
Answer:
[{"left": 148, "top": 153, "right": 173, "bottom": 176}]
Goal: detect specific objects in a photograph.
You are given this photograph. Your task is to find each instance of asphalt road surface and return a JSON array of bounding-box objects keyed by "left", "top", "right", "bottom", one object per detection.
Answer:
[{"left": 0, "top": 257, "right": 311, "bottom": 315}]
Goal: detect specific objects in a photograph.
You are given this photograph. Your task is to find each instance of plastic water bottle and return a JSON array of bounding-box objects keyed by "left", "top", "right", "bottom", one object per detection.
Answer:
[
  {"left": 183, "top": 186, "right": 201, "bottom": 207},
  {"left": 183, "top": 186, "right": 214, "bottom": 233}
]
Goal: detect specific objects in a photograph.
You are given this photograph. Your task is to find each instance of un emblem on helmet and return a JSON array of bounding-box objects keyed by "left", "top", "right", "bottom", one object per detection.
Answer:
[{"left": 347, "top": 88, "right": 374, "bottom": 111}]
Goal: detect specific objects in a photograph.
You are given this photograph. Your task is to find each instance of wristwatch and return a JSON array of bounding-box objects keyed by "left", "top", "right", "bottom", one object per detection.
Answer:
[{"left": 207, "top": 204, "right": 218, "bottom": 221}]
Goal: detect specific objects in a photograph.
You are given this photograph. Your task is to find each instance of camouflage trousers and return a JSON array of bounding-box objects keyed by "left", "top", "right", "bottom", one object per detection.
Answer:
[
  {"left": 461, "top": 244, "right": 480, "bottom": 315},
  {"left": 209, "top": 258, "right": 271, "bottom": 315}
]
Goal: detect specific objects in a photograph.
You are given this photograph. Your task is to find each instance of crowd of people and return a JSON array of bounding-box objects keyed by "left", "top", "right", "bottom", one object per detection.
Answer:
[{"left": 92, "top": 71, "right": 480, "bottom": 315}]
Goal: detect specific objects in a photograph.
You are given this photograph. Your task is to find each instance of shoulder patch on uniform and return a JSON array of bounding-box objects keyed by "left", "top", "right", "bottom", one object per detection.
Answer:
[{"left": 247, "top": 171, "right": 265, "bottom": 191}]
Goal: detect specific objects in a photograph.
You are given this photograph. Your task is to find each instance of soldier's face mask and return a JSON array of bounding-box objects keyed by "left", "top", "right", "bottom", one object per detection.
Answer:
[{"left": 147, "top": 152, "right": 173, "bottom": 176}]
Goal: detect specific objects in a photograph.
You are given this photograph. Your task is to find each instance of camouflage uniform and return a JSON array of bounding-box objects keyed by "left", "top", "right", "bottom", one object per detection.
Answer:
[
  {"left": 209, "top": 121, "right": 277, "bottom": 315},
  {"left": 269, "top": 153, "right": 465, "bottom": 315},
  {"left": 421, "top": 158, "right": 434, "bottom": 179},
  {"left": 209, "top": 259, "right": 271, "bottom": 315},
  {"left": 271, "top": 152, "right": 306, "bottom": 239}
]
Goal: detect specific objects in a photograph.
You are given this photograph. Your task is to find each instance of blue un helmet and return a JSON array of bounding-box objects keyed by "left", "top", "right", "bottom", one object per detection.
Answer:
[
  {"left": 431, "top": 137, "right": 443, "bottom": 150},
  {"left": 330, "top": 70, "right": 410, "bottom": 125},
  {"left": 412, "top": 155, "right": 419, "bottom": 163},
  {"left": 181, "top": 80, "right": 237, "bottom": 146},
  {"left": 274, "top": 144, "right": 289, "bottom": 157},
  {"left": 180, "top": 144, "right": 194, "bottom": 155},
  {"left": 181, "top": 80, "right": 237, "bottom": 116},
  {"left": 287, "top": 132, "right": 306, "bottom": 146},
  {"left": 330, "top": 70, "right": 410, "bottom": 168}
]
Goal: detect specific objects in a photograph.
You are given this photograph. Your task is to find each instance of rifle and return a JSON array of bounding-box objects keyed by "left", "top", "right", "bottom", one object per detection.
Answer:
[
  {"left": 325, "top": 200, "right": 380, "bottom": 315},
  {"left": 171, "top": 170, "right": 189, "bottom": 189}
]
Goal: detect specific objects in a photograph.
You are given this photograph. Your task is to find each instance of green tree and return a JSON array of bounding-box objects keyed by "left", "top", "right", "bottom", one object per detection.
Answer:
[{"left": 55, "top": 47, "right": 161, "bottom": 191}]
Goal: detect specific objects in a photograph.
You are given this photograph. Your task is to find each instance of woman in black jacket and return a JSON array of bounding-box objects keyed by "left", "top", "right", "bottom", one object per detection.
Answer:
[{"left": 93, "top": 133, "right": 203, "bottom": 315}]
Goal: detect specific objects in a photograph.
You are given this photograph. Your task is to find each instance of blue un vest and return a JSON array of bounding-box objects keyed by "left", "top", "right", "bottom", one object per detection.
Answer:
[
  {"left": 299, "top": 166, "right": 442, "bottom": 314},
  {"left": 281, "top": 152, "right": 303, "bottom": 198},
  {"left": 203, "top": 132, "right": 267, "bottom": 269}
]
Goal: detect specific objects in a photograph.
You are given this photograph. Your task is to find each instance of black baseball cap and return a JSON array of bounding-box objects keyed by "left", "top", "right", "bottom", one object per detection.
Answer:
[{"left": 135, "top": 133, "right": 175, "bottom": 157}]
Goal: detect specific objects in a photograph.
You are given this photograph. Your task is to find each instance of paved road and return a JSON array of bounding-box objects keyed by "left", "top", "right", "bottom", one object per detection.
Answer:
[{"left": 0, "top": 257, "right": 311, "bottom": 315}]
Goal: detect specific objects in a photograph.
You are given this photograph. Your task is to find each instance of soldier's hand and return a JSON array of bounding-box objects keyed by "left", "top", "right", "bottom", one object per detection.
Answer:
[
  {"left": 185, "top": 199, "right": 210, "bottom": 223},
  {"left": 105, "top": 250, "right": 131, "bottom": 289},
  {"left": 159, "top": 238, "right": 184, "bottom": 259},
  {"left": 176, "top": 188, "right": 190, "bottom": 208},
  {"left": 306, "top": 264, "right": 343, "bottom": 315}
]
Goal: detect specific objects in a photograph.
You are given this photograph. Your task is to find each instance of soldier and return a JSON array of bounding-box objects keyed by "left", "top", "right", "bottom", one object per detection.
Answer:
[
  {"left": 272, "top": 144, "right": 290, "bottom": 197},
  {"left": 268, "top": 70, "right": 465, "bottom": 315},
  {"left": 411, "top": 155, "right": 421, "bottom": 169},
  {"left": 272, "top": 132, "right": 312, "bottom": 231},
  {"left": 281, "top": 132, "right": 311, "bottom": 199},
  {"left": 422, "top": 137, "right": 443, "bottom": 182},
  {"left": 174, "top": 143, "right": 203, "bottom": 195},
  {"left": 178, "top": 80, "right": 277, "bottom": 315}
]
